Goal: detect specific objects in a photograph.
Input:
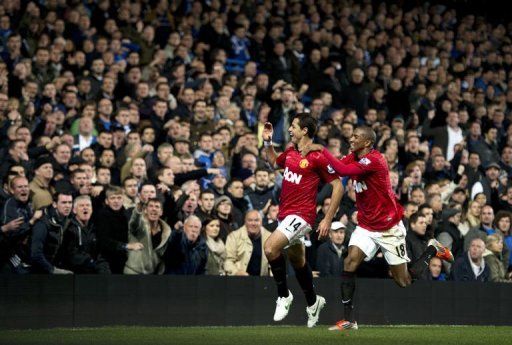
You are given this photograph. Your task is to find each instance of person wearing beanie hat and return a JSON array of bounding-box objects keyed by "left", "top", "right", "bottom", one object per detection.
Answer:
[
  {"left": 214, "top": 195, "right": 238, "bottom": 242},
  {"left": 29, "top": 156, "right": 54, "bottom": 210},
  {"left": 214, "top": 195, "right": 232, "bottom": 209}
]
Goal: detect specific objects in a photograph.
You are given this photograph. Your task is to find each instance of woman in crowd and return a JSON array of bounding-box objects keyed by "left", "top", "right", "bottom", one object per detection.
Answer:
[{"left": 203, "top": 217, "right": 226, "bottom": 276}]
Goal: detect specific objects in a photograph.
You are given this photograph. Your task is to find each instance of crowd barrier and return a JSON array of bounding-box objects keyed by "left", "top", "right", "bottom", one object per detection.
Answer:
[{"left": 1, "top": 275, "right": 511, "bottom": 329}]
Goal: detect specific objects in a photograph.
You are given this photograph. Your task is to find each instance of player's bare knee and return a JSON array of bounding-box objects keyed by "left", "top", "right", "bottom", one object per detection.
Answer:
[{"left": 264, "top": 243, "right": 278, "bottom": 261}]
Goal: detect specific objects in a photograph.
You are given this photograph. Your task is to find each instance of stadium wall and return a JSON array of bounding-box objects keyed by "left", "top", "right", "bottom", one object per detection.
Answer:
[{"left": 1, "top": 276, "right": 511, "bottom": 329}]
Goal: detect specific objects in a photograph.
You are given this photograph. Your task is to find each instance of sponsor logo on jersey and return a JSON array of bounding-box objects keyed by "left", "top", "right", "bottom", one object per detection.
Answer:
[
  {"left": 283, "top": 167, "right": 303, "bottom": 184},
  {"left": 327, "top": 164, "right": 335, "bottom": 174},
  {"left": 299, "top": 159, "right": 309, "bottom": 169},
  {"left": 359, "top": 157, "right": 371, "bottom": 165}
]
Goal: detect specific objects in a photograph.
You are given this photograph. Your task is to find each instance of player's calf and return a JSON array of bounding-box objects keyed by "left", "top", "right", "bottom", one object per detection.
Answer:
[{"left": 389, "top": 264, "right": 412, "bottom": 288}]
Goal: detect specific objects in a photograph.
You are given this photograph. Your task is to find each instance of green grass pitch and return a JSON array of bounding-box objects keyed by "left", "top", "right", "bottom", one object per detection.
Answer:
[{"left": 1, "top": 325, "right": 511, "bottom": 345}]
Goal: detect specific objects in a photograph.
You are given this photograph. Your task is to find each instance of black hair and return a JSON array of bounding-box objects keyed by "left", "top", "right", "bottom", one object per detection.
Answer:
[{"left": 294, "top": 113, "right": 317, "bottom": 138}]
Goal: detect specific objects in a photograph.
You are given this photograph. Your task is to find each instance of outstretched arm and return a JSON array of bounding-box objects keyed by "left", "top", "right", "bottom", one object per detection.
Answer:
[{"left": 322, "top": 148, "right": 366, "bottom": 176}]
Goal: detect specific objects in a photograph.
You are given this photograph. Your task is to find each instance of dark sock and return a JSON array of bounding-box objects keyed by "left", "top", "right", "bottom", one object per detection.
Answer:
[
  {"left": 269, "top": 255, "right": 289, "bottom": 298},
  {"left": 294, "top": 263, "right": 316, "bottom": 307},
  {"left": 341, "top": 271, "right": 356, "bottom": 322},
  {"left": 409, "top": 245, "right": 437, "bottom": 279}
]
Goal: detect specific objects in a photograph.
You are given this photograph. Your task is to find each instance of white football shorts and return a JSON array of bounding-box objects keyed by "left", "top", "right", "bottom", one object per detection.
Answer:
[
  {"left": 276, "top": 214, "right": 312, "bottom": 247},
  {"left": 349, "top": 221, "right": 410, "bottom": 265}
]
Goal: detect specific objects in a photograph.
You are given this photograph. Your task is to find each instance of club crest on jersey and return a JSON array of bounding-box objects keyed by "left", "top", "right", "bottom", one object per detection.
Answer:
[
  {"left": 359, "top": 157, "right": 371, "bottom": 166},
  {"left": 327, "top": 164, "right": 335, "bottom": 174},
  {"left": 299, "top": 159, "right": 309, "bottom": 169},
  {"left": 283, "top": 167, "right": 302, "bottom": 184}
]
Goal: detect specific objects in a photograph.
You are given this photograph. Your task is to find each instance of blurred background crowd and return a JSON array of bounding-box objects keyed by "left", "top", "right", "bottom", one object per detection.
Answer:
[{"left": 0, "top": 0, "right": 511, "bottom": 282}]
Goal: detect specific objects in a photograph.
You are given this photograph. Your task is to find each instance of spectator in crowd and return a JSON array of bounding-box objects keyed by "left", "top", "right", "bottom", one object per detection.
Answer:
[
  {"left": 428, "top": 257, "right": 447, "bottom": 281},
  {"left": 406, "top": 213, "right": 430, "bottom": 265},
  {"left": 491, "top": 185, "right": 512, "bottom": 213},
  {"left": 61, "top": 195, "right": 110, "bottom": 274},
  {"left": 224, "top": 210, "right": 271, "bottom": 276},
  {"left": 316, "top": 221, "right": 346, "bottom": 277},
  {"left": 0, "top": 0, "right": 511, "bottom": 286},
  {"left": 225, "top": 179, "right": 251, "bottom": 226},
  {"left": 458, "top": 201, "right": 482, "bottom": 236},
  {"left": 214, "top": 195, "right": 239, "bottom": 241},
  {"left": 124, "top": 198, "right": 171, "bottom": 275},
  {"left": 30, "top": 192, "right": 74, "bottom": 274},
  {"left": 464, "top": 205, "right": 495, "bottom": 251},
  {"left": 247, "top": 168, "right": 275, "bottom": 212},
  {"left": 203, "top": 217, "right": 226, "bottom": 276},
  {"left": 451, "top": 238, "right": 490, "bottom": 282},
  {"left": 492, "top": 211, "right": 512, "bottom": 269},
  {"left": 96, "top": 187, "right": 135, "bottom": 274},
  {"left": 422, "top": 111, "right": 465, "bottom": 162},
  {"left": 483, "top": 234, "right": 512, "bottom": 283},
  {"left": 164, "top": 215, "right": 207, "bottom": 275},
  {"left": 437, "top": 209, "right": 463, "bottom": 257},
  {"left": 29, "top": 156, "right": 54, "bottom": 210},
  {"left": 1, "top": 176, "right": 42, "bottom": 273},
  {"left": 195, "top": 189, "right": 215, "bottom": 223}
]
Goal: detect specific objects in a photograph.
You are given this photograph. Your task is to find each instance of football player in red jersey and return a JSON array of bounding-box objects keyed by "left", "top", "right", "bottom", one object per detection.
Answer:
[
  {"left": 302, "top": 126, "right": 454, "bottom": 331},
  {"left": 262, "top": 113, "right": 343, "bottom": 328}
]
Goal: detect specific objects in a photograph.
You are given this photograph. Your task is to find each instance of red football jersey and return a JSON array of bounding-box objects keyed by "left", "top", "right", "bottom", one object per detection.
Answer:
[
  {"left": 332, "top": 149, "right": 404, "bottom": 231},
  {"left": 276, "top": 146, "right": 338, "bottom": 226}
]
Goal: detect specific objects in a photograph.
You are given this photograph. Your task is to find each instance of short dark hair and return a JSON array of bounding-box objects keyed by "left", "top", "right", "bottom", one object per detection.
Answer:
[
  {"left": 71, "top": 169, "right": 86, "bottom": 179},
  {"left": 146, "top": 197, "right": 162, "bottom": 208},
  {"left": 418, "top": 204, "right": 433, "bottom": 215},
  {"left": 409, "top": 212, "right": 425, "bottom": 225},
  {"left": 255, "top": 167, "right": 270, "bottom": 175},
  {"left": 53, "top": 191, "right": 73, "bottom": 202},
  {"left": 105, "top": 186, "right": 124, "bottom": 198},
  {"left": 8, "top": 140, "right": 24, "bottom": 151},
  {"left": 200, "top": 189, "right": 215, "bottom": 198},
  {"left": 294, "top": 113, "right": 317, "bottom": 138},
  {"left": 357, "top": 126, "right": 376, "bottom": 145}
]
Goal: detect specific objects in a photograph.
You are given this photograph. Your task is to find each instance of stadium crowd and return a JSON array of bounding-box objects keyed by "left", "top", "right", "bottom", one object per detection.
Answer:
[{"left": 0, "top": 0, "right": 511, "bottom": 282}]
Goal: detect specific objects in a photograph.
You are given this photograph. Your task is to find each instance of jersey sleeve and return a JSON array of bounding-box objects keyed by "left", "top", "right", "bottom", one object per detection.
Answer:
[
  {"left": 321, "top": 148, "right": 379, "bottom": 176},
  {"left": 275, "top": 146, "right": 294, "bottom": 168},
  {"left": 313, "top": 152, "right": 338, "bottom": 183}
]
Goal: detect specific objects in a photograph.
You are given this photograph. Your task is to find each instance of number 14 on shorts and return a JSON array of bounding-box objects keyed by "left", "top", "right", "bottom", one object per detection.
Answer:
[{"left": 286, "top": 217, "right": 303, "bottom": 232}]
